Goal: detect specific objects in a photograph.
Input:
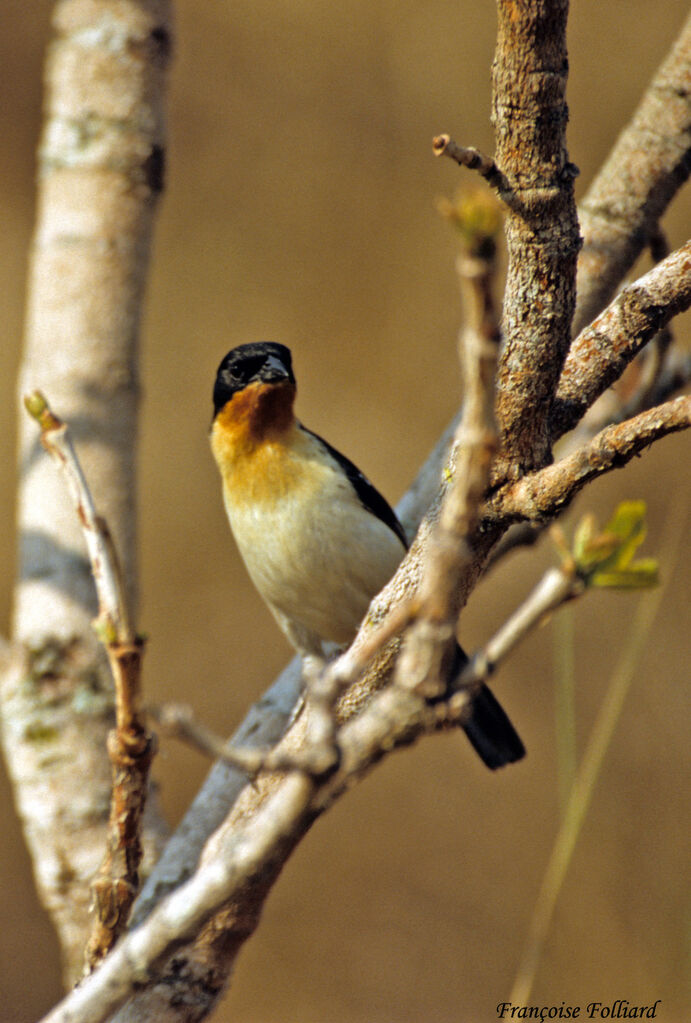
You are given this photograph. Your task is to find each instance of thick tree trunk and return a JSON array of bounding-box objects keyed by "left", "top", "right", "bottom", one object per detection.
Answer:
[{"left": 1, "top": 0, "right": 172, "bottom": 984}]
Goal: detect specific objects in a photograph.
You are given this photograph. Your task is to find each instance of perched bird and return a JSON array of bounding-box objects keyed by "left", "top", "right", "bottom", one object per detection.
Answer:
[{"left": 210, "top": 342, "right": 525, "bottom": 769}]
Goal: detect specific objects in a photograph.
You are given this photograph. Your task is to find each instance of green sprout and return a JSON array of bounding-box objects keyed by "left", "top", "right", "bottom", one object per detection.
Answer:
[{"left": 566, "top": 501, "right": 659, "bottom": 590}]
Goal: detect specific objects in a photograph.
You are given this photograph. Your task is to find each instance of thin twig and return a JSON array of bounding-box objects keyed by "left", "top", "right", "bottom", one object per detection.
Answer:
[
  {"left": 448, "top": 566, "right": 582, "bottom": 715},
  {"left": 395, "top": 193, "right": 503, "bottom": 698},
  {"left": 23, "top": 394, "right": 129, "bottom": 642},
  {"left": 150, "top": 702, "right": 338, "bottom": 779},
  {"left": 432, "top": 133, "right": 510, "bottom": 198},
  {"left": 25, "top": 391, "right": 155, "bottom": 973}
]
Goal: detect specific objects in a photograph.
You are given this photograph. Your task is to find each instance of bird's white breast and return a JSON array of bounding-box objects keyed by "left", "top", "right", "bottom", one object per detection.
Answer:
[{"left": 222, "top": 431, "right": 405, "bottom": 651}]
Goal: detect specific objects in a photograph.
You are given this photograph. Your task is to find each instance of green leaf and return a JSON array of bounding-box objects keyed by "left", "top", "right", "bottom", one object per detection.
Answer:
[
  {"left": 572, "top": 513, "right": 596, "bottom": 563},
  {"left": 577, "top": 530, "right": 621, "bottom": 570},
  {"left": 601, "top": 500, "right": 648, "bottom": 568},
  {"left": 569, "top": 501, "right": 659, "bottom": 590},
  {"left": 591, "top": 560, "right": 659, "bottom": 590}
]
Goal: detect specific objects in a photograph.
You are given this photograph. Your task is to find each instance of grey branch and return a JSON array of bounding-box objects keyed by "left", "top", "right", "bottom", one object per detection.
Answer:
[
  {"left": 574, "top": 11, "right": 691, "bottom": 333},
  {"left": 39, "top": 539, "right": 598, "bottom": 1023}
]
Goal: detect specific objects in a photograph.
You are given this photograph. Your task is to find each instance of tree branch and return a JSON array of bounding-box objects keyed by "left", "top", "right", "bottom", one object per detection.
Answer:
[
  {"left": 41, "top": 516, "right": 644, "bottom": 1023},
  {"left": 574, "top": 11, "right": 691, "bottom": 333},
  {"left": 550, "top": 239, "right": 691, "bottom": 440},
  {"left": 395, "top": 198, "right": 502, "bottom": 698},
  {"left": 497, "top": 396, "right": 691, "bottom": 522},
  {"left": 484, "top": 346, "right": 691, "bottom": 570},
  {"left": 15, "top": 4, "right": 690, "bottom": 1020},
  {"left": 492, "top": 0, "right": 581, "bottom": 474},
  {"left": 40, "top": 772, "right": 317, "bottom": 1023},
  {"left": 24, "top": 392, "right": 156, "bottom": 973},
  {"left": 130, "top": 658, "right": 302, "bottom": 930},
  {"left": 110, "top": 174, "right": 510, "bottom": 1023},
  {"left": 432, "top": 133, "right": 510, "bottom": 198}
]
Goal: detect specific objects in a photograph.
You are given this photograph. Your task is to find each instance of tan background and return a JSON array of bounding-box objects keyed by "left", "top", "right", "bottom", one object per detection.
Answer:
[{"left": 1, "top": 3, "right": 690, "bottom": 1021}]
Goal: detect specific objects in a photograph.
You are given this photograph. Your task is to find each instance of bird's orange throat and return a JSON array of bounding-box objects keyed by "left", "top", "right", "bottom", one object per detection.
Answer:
[{"left": 211, "top": 380, "right": 297, "bottom": 464}]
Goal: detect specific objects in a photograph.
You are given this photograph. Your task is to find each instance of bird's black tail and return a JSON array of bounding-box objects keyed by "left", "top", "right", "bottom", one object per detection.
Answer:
[
  {"left": 454, "top": 645, "right": 525, "bottom": 769},
  {"left": 462, "top": 683, "right": 525, "bottom": 769}
]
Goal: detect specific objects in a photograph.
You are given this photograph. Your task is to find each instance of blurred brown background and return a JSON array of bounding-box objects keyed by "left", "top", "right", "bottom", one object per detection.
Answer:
[{"left": 1, "top": 3, "right": 689, "bottom": 1021}]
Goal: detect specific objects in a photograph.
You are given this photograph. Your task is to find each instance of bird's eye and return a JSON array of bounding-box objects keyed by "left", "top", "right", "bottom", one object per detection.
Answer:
[
  {"left": 230, "top": 357, "right": 262, "bottom": 385},
  {"left": 246, "top": 358, "right": 266, "bottom": 380}
]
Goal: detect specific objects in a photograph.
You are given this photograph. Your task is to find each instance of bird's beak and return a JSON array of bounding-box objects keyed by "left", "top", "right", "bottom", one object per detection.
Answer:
[{"left": 259, "top": 355, "right": 292, "bottom": 383}]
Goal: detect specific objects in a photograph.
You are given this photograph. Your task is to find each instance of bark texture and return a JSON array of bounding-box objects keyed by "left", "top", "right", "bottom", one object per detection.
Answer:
[
  {"left": 574, "top": 12, "right": 691, "bottom": 333},
  {"left": 3, "top": 0, "right": 172, "bottom": 984},
  {"left": 492, "top": 0, "right": 581, "bottom": 474},
  {"left": 552, "top": 240, "right": 691, "bottom": 439}
]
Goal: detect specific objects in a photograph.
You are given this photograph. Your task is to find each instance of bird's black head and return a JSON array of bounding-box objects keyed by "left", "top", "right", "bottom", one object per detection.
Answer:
[{"left": 213, "top": 342, "right": 295, "bottom": 417}]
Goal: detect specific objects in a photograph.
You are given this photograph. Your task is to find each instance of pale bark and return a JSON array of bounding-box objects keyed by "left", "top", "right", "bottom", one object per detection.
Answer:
[
  {"left": 2, "top": 0, "right": 172, "bottom": 984},
  {"left": 498, "top": 396, "right": 690, "bottom": 521}
]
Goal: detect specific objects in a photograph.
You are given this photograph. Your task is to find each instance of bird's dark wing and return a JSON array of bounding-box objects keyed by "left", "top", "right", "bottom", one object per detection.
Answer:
[
  {"left": 302, "top": 427, "right": 408, "bottom": 551},
  {"left": 303, "top": 426, "right": 526, "bottom": 770}
]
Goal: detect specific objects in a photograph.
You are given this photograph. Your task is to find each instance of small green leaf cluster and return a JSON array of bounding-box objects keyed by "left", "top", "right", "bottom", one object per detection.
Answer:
[{"left": 569, "top": 501, "right": 659, "bottom": 589}]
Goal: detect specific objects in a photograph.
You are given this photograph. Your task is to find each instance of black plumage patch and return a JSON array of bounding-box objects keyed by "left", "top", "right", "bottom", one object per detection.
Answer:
[
  {"left": 302, "top": 427, "right": 408, "bottom": 551},
  {"left": 213, "top": 342, "right": 295, "bottom": 418}
]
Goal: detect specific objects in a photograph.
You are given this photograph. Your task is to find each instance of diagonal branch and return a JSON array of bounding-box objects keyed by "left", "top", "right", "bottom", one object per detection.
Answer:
[
  {"left": 41, "top": 771, "right": 317, "bottom": 1023},
  {"left": 550, "top": 240, "right": 691, "bottom": 440},
  {"left": 485, "top": 343, "right": 691, "bottom": 569},
  {"left": 497, "top": 396, "right": 691, "bottom": 522},
  {"left": 575, "top": 12, "right": 691, "bottom": 333},
  {"left": 129, "top": 407, "right": 463, "bottom": 933},
  {"left": 41, "top": 501, "right": 654, "bottom": 1023}
]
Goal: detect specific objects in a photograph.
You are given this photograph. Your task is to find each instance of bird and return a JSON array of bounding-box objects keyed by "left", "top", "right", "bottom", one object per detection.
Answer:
[{"left": 210, "top": 341, "right": 525, "bottom": 769}]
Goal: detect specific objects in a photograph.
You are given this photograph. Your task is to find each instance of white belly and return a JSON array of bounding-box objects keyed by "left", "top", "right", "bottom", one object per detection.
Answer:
[{"left": 224, "top": 461, "right": 405, "bottom": 651}]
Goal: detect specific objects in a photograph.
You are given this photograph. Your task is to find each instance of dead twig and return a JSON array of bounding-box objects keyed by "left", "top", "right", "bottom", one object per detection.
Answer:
[
  {"left": 433, "top": 134, "right": 510, "bottom": 199},
  {"left": 150, "top": 702, "right": 338, "bottom": 779},
  {"left": 25, "top": 391, "right": 155, "bottom": 973},
  {"left": 396, "top": 190, "right": 503, "bottom": 697}
]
